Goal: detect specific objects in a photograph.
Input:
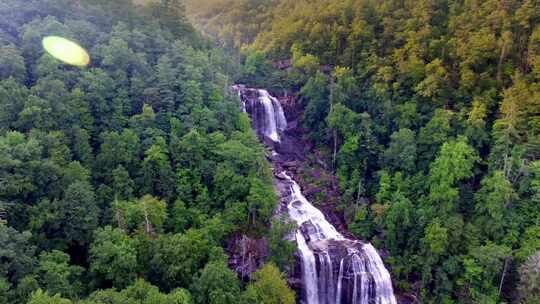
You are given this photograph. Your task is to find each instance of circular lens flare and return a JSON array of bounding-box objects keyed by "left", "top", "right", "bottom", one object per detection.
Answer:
[{"left": 42, "top": 36, "right": 90, "bottom": 67}]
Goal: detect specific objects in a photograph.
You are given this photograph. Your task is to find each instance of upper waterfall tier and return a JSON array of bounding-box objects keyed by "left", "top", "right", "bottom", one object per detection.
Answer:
[{"left": 233, "top": 86, "right": 287, "bottom": 143}]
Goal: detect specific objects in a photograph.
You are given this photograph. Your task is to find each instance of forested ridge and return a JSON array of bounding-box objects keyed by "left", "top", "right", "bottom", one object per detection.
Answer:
[
  {"left": 2, "top": 0, "right": 540, "bottom": 303},
  {"left": 0, "top": 0, "right": 295, "bottom": 303},
  {"left": 185, "top": 0, "right": 540, "bottom": 303}
]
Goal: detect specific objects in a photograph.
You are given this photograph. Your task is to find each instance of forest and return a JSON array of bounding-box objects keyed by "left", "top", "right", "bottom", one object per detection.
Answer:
[
  {"left": 185, "top": 0, "right": 540, "bottom": 303},
  {"left": 0, "top": 0, "right": 294, "bottom": 303},
  {"left": 1, "top": 0, "right": 540, "bottom": 303}
]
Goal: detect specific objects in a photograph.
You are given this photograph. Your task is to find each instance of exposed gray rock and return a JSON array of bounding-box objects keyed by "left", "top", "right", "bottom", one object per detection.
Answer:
[{"left": 227, "top": 234, "right": 269, "bottom": 281}]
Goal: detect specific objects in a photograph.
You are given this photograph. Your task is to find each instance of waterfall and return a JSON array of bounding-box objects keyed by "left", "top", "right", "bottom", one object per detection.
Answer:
[
  {"left": 258, "top": 89, "right": 287, "bottom": 142},
  {"left": 234, "top": 86, "right": 287, "bottom": 143},
  {"left": 235, "top": 86, "right": 397, "bottom": 304},
  {"left": 297, "top": 230, "right": 320, "bottom": 304},
  {"left": 285, "top": 172, "right": 396, "bottom": 304}
]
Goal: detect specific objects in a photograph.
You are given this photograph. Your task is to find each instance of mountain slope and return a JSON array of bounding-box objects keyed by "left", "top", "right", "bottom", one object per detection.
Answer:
[
  {"left": 0, "top": 1, "right": 295, "bottom": 303},
  {"left": 186, "top": 0, "right": 540, "bottom": 302}
]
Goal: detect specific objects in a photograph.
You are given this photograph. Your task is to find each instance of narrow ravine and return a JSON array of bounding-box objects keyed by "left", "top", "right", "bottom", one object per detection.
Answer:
[{"left": 235, "top": 86, "right": 397, "bottom": 304}]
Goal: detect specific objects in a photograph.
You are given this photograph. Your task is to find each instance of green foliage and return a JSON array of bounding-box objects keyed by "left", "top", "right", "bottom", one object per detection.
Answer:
[
  {"left": 0, "top": 45, "right": 26, "bottom": 83},
  {"left": 516, "top": 226, "right": 540, "bottom": 262},
  {"left": 268, "top": 217, "right": 296, "bottom": 272},
  {"left": 241, "top": 51, "right": 273, "bottom": 86},
  {"left": 518, "top": 252, "right": 540, "bottom": 303},
  {"left": 241, "top": 263, "right": 295, "bottom": 304},
  {"left": 327, "top": 103, "right": 360, "bottom": 139},
  {"left": 302, "top": 72, "right": 330, "bottom": 140},
  {"left": 15, "top": 275, "right": 39, "bottom": 304},
  {"left": 246, "top": 177, "right": 277, "bottom": 232},
  {"left": 89, "top": 226, "right": 138, "bottom": 289},
  {"left": 30, "top": 181, "right": 99, "bottom": 249},
  {"left": 111, "top": 165, "right": 134, "bottom": 200},
  {"left": 428, "top": 137, "right": 478, "bottom": 214},
  {"left": 35, "top": 251, "right": 82, "bottom": 299},
  {"left": 27, "top": 289, "right": 72, "bottom": 304},
  {"left": 141, "top": 137, "right": 174, "bottom": 200},
  {"left": 0, "top": 276, "right": 10, "bottom": 304},
  {"left": 5, "top": 0, "right": 540, "bottom": 302},
  {"left": 382, "top": 128, "right": 417, "bottom": 173},
  {"left": 458, "top": 243, "right": 511, "bottom": 302},
  {"left": 417, "top": 109, "right": 453, "bottom": 167},
  {"left": 382, "top": 193, "right": 414, "bottom": 254},
  {"left": 474, "top": 171, "right": 517, "bottom": 243},
  {"left": 422, "top": 220, "right": 448, "bottom": 258},
  {"left": 83, "top": 279, "right": 192, "bottom": 304},
  {"left": 191, "top": 260, "right": 241, "bottom": 304},
  {"left": 114, "top": 195, "right": 167, "bottom": 234},
  {"left": 203, "top": 0, "right": 538, "bottom": 300},
  {"left": 415, "top": 59, "right": 450, "bottom": 105},
  {"left": 0, "top": 225, "right": 36, "bottom": 285},
  {"left": 0, "top": 1, "right": 279, "bottom": 302},
  {"left": 347, "top": 205, "right": 375, "bottom": 240},
  {"left": 149, "top": 229, "right": 216, "bottom": 290},
  {"left": 293, "top": 51, "right": 320, "bottom": 78}
]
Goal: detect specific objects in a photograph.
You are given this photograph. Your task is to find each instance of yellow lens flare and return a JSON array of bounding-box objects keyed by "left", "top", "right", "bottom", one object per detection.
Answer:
[{"left": 42, "top": 36, "right": 90, "bottom": 67}]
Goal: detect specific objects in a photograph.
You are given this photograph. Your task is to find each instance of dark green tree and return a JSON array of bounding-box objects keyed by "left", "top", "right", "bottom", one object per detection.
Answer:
[{"left": 0, "top": 225, "right": 36, "bottom": 285}]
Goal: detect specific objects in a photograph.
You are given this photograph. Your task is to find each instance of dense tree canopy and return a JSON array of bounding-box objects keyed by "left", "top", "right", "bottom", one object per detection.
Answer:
[
  {"left": 0, "top": 0, "right": 294, "bottom": 303},
  {"left": 188, "top": 0, "right": 540, "bottom": 302},
  {"left": 3, "top": 0, "right": 540, "bottom": 303}
]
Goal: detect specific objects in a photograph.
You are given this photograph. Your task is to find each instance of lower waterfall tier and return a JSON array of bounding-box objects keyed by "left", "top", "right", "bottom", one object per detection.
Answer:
[
  {"left": 279, "top": 173, "right": 397, "bottom": 304},
  {"left": 301, "top": 226, "right": 396, "bottom": 304}
]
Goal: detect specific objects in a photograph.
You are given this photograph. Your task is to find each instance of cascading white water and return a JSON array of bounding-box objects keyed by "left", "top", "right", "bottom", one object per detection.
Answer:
[
  {"left": 362, "top": 244, "right": 397, "bottom": 302},
  {"left": 235, "top": 86, "right": 397, "bottom": 304},
  {"left": 336, "top": 259, "right": 345, "bottom": 303},
  {"left": 282, "top": 172, "right": 396, "bottom": 304},
  {"left": 297, "top": 230, "right": 320, "bottom": 304},
  {"left": 286, "top": 173, "right": 343, "bottom": 241},
  {"left": 284, "top": 172, "right": 397, "bottom": 304},
  {"left": 233, "top": 87, "right": 287, "bottom": 142},
  {"left": 257, "top": 89, "right": 287, "bottom": 142}
]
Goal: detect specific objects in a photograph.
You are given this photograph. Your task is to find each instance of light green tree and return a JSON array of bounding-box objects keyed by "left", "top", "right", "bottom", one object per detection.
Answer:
[
  {"left": 428, "top": 137, "right": 478, "bottom": 214},
  {"left": 89, "top": 226, "right": 138, "bottom": 289},
  {"left": 242, "top": 263, "right": 295, "bottom": 304},
  {"left": 27, "top": 289, "right": 72, "bottom": 304},
  {"left": 35, "top": 251, "right": 83, "bottom": 298}
]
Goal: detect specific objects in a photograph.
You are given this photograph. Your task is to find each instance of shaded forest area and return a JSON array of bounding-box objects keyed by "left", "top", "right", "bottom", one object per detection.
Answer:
[
  {"left": 0, "top": 0, "right": 296, "bottom": 303},
  {"left": 186, "top": 0, "right": 540, "bottom": 303}
]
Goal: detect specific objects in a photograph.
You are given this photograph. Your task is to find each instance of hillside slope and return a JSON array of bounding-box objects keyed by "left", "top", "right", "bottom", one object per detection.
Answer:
[
  {"left": 186, "top": 0, "right": 540, "bottom": 303},
  {"left": 0, "top": 1, "right": 295, "bottom": 303}
]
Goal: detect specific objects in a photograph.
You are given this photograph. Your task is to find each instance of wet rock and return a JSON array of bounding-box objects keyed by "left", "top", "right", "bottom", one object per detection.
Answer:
[
  {"left": 275, "top": 172, "right": 289, "bottom": 180},
  {"left": 303, "top": 185, "right": 321, "bottom": 197},
  {"left": 227, "top": 234, "right": 269, "bottom": 281},
  {"left": 283, "top": 160, "right": 300, "bottom": 168}
]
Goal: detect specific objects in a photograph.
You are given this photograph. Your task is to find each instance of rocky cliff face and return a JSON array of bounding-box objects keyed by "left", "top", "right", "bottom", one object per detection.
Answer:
[{"left": 227, "top": 234, "right": 269, "bottom": 281}]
